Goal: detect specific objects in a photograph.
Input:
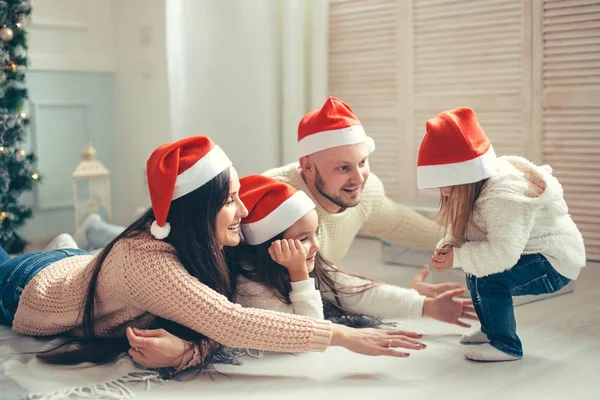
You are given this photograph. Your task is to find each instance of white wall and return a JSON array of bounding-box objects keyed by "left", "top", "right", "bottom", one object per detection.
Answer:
[
  {"left": 166, "top": 0, "right": 281, "bottom": 177},
  {"left": 111, "top": 0, "right": 172, "bottom": 223},
  {"left": 27, "top": 0, "right": 115, "bottom": 72},
  {"left": 20, "top": 0, "right": 118, "bottom": 239}
]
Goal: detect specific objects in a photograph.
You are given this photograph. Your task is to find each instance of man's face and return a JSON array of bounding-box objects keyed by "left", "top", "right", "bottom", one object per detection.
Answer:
[{"left": 302, "top": 143, "right": 371, "bottom": 210}]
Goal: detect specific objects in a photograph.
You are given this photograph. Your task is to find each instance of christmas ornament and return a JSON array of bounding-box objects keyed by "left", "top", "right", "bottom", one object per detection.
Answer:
[
  {"left": 16, "top": 149, "right": 26, "bottom": 160},
  {"left": 0, "top": 26, "right": 14, "bottom": 42}
]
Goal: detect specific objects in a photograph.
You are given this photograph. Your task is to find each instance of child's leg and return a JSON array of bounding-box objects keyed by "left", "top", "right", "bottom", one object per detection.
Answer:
[
  {"left": 469, "top": 272, "right": 522, "bottom": 358},
  {"left": 465, "top": 254, "right": 571, "bottom": 361},
  {"left": 460, "top": 274, "right": 490, "bottom": 344}
]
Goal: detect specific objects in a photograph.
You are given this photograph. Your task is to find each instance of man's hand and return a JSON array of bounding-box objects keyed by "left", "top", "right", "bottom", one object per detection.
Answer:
[
  {"left": 422, "top": 288, "right": 478, "bottom": 327},
  {"left": 126, "top": 327, "right": 187, "bottom": 369},
  {"left": 408, "top": 265, "right": 463, "bottom": 298}
]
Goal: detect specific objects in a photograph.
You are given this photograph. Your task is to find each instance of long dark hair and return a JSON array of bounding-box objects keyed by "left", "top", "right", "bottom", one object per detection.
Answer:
[
  {"left": 226, "top": 231, "right": 380, "bottom": 320},
  {"left": 38, "top": 169, "right": 233, "bottom": 371}
]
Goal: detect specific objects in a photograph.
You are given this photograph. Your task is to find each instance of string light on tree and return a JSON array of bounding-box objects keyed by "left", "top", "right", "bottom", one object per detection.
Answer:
[
  {"left": 0, "top": 211, "right": 7, "bottom": 223},
  {"left": 3, "top": 61, "right": 16, "bottom": 72},
  {"left": 32, "top": 172, "right": 39, "bottom": 180}
]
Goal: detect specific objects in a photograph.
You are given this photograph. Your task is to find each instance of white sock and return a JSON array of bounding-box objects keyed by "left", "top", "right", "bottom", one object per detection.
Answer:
[
  {"left": 460, "top": 329, "right": 489, "bottom": 344},
  {"left": 464, "top": 343, "right": 521, "bottom": 362},
  {"left": 73, "top": 213, "right": 101, "bottom": 250},
  {"left": 44, "top": 233, "right": 78, "bottom": 251}
]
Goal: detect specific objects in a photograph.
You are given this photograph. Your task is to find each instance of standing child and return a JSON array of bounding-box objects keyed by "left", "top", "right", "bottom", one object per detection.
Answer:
[{"left": 417, "top": 107, "right": 586, "bottom": 362}]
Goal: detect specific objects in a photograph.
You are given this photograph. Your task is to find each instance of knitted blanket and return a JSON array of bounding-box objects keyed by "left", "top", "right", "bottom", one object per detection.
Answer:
[{"left": 0, "top": 325, "right": 243, "bottom": 400}]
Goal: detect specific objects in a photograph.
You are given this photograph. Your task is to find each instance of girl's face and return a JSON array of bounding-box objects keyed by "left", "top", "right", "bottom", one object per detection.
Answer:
[
  {"left": 282, "top": 210, "right": 320, "bottom": 273},
  {"left": 216, "top": 167, "right": 248, "bottom": 248}
]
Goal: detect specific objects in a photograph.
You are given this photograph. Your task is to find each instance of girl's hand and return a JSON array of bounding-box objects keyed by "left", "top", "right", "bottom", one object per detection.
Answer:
[
  {"left": 268, "top": 239, "right": 309, "bottom": 281},
  {"left": 432, "top": 246, "right": 454, "bottom": 271}
]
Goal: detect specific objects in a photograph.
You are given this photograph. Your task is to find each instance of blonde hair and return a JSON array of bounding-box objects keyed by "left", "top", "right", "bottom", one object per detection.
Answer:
[{"left": 437, "top": 179, "right": 488, "bottom": 245}]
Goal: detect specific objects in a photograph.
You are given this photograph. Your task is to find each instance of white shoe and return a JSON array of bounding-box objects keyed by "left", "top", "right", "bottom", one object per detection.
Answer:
[
  {"left": 44, "top": 233, "right": 78, "bottom": 251},
  {"left": 464, "top": 343, "right": 521, "bottom": 362},
  {"left": 460, "top": 329, "right": 489, "bottom": 344},
  {"left": 73, "top": 213, "right": 101, "bottom": 250}
]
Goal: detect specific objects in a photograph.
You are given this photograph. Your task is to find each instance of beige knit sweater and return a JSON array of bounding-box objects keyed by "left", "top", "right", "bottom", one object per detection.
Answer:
[
  {"left": 13, "top": 233, "right": 332, "bottom": 361},
  {"left": 263, "top": 163, "right": 441, "bottom": 263}
]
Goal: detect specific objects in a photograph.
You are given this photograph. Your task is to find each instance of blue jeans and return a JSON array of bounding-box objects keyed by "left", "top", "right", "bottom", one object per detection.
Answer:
[
  {"left": 466, "top": 253, "right": 571, "bottom": 357},
  {"left": 0, "top": 246, "right": 90, "bottom": 325}
]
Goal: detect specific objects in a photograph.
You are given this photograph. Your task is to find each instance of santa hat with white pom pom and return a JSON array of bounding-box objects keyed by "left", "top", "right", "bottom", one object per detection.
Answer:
[{"left": 146, "top": 135, "right": 232, "bottom": 239}]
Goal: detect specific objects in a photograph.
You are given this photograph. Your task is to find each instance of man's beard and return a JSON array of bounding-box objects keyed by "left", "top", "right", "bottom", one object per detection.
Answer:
[{"left": 314, "top": 166, "right": 361, "bottom": 209}]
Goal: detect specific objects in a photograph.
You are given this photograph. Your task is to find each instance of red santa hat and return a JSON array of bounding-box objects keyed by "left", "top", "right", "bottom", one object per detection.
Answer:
[
  {"left": 146, "top": 135, "right": 232, "bottom": 239},
  {"left": 417, "top": 107, "right": 497, "bottom": 190},
  {"left": 240, "top": 175, "right": 315, "bottom": 245},
  {"left": 297, "top": 96, "right": 375, "bottom": 158}
]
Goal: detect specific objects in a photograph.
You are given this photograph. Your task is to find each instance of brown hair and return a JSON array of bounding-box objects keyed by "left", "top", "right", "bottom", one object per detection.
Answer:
[
  {"left": 437, "top": 179, "right": 488, "bottom": 245},
  {"left": 37, "top": 169, "right": 233, "bottom": 374}
]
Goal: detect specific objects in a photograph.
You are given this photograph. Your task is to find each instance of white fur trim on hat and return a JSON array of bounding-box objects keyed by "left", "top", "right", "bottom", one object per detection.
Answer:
[
  {"left": 172, "top": 145, "right": 232, "bottom": 200},
  {"left": 151, "top": 220, "right": 171, "bottom": 239},
  {"left": 417, "top": 146, "right": 498, "bottom": 190},
  {"left": 241, "top": 191, "right": 316, "bottom": 245},
  {"left": 298, "top": 125, "right": 375, "bottom": 158}
]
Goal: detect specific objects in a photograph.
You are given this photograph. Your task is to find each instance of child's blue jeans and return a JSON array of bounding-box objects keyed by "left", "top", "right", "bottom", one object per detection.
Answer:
[{"left": 466, "top": 253, "right": 571, "bottom": 357}]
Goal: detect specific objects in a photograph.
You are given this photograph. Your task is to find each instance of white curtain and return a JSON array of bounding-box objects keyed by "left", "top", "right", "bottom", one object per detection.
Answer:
[{"left": 166, "top": 0, "right": 328, "bottom": 176}]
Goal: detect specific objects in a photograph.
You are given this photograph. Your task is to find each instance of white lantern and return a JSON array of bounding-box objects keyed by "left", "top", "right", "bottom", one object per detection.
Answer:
[{"left": 72, "top": 144, "right": 112, "bottom": 229}]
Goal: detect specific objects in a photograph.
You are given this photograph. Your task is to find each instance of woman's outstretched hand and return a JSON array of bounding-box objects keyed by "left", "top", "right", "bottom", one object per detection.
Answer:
[{"left": 329, "top": 325, "right": 426, "bottom": 357}]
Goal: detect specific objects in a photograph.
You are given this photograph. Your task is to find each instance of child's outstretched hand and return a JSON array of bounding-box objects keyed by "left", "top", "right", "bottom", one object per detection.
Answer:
[
  {"left": 432, "top": 246, "right": 454, "bottom": 271},
  {"left": 268, "top": 239, "right": 309, "bottom": 282}
]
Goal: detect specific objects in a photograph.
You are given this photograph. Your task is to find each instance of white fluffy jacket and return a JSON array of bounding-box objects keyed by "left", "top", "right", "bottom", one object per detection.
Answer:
[{"left": 440, "top": 156, "right": 586, "bottom": 279}]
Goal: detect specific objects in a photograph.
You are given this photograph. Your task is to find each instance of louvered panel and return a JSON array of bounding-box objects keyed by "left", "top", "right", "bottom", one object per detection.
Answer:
[
  {"left": 541, "top": 0, "right": 600, "bottom": 260},
  {"left": 414, "top": 0, "right": 522, "bottom": 96},
  {"left": 413, "top": 0, "right": 526, "bottom": 200},
  {"left": 329, "top": 0, "right": 403, "bottom": 200},
  {"left": 542, "top": 108, "right": 600, "bottom": 260},
  {"left": 360, "top": 117, "right": 403, "bottom": 199}
]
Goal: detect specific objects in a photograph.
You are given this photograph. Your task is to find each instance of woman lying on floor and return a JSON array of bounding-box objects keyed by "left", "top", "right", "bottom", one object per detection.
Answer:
[{"left": 0, "top": 136, "right": 426, "bottom": 377}]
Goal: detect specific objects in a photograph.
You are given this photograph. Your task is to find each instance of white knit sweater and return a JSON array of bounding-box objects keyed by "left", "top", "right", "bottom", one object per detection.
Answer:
[
  {"left": 236, "top": 269, "right": 426, "bottom": 321},
  {"left": 439, "top": 156, "right": 586, "bottom": 279},
  {"left": 263, "top": 163, "right": 440, "bottom": 263}
]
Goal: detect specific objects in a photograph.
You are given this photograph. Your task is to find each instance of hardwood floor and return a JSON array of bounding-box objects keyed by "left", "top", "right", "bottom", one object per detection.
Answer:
[{"left": 140, "top": 238, "right": 600, "bottom": 400}]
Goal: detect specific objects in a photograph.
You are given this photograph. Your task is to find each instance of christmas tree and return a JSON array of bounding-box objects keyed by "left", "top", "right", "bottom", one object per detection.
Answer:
[{"left": 0, "top": 0, "right": 39, "bottom": 254}]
